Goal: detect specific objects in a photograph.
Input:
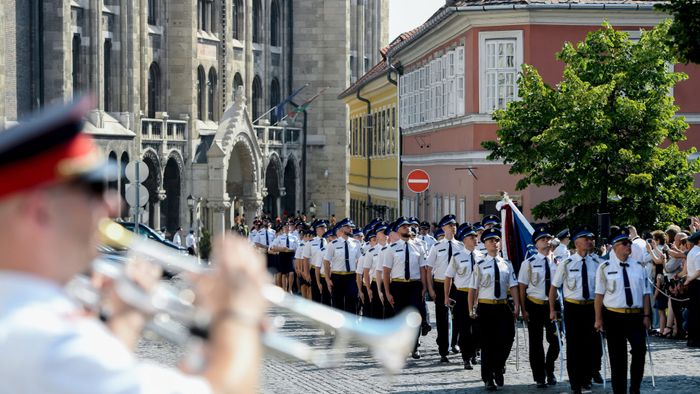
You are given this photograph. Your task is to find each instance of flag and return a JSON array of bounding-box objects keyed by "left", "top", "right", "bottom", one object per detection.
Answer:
[
  {"left": 498, "top": 193, "right": 535, "bottom": 275},
  {"left": 287, "top": 88, "right": 327, "bottom": 121},
  {"left": 274, "top": 83, "right": 309, "bottom": 122}
]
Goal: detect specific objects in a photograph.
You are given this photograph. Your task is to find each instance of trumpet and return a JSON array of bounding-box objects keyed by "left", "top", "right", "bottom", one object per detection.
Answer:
[{"left": 86, "top": 220, "right": 421, "bottom": 373}]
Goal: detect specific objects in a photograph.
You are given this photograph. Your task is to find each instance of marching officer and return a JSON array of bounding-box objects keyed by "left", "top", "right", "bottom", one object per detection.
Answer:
[
  {"left": 357, "top": 229, "right": 375, "bottom": 317},
  {"left": 256, "top": 219, "right": 277, "bottom": 275},
  {"left": 554, "top": 228, "right": 571, "bottom": 261},
  {"left": 468, "top": 228, "right": 520, "bottom": 391},
  {"left": 324, "top": 219, "right": 362, "bottom": 313},
  {"left": 303, "top": 220, "right": 328, "bottom": 303},
  {"left": 594, "top": 227, "right": 652, "bottom": 394},
  {"left": 482, "top": 215, "right": 499, "bottom": 230},
  {"left": 363, "top": 223, "right": 389, "bottom": 319},
  {"left": 445, "top": 225, "right": 483, "bottom": 370},
  {"left": 270, "top": 222, "right": 298, "bottom": 293},
  {"left": 383, "top": 217, "right": 426, "bottom": 359},
  {"left": 474, "top": 222, "right": 487, "bottom": 254},
  {"left": 426, "top": 214, "right": 462, "bottom": 362},
  {"left": 549, "top": 226, "right": 602, "bottom": 393},
  {"left": 295, "top": 229, "right": 313, "bottom": 300},
  {"left": 419, "top": 221, "right": 437, "bottom": 251},
  {"left": 518, "top": 225, "right": 560, "bottom": 388},
  {"left": 319, "top": 228, "right": 336, "bottom": 307}
]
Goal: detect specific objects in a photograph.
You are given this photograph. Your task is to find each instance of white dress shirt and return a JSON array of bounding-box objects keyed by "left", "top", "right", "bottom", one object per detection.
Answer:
[
  {"left": 173, "top": 232, "right": 182, "bottom": 246},
  {"left": 271, "top": 233, "right": 298, "bottom": 251},
  {"left": 256, "top": 228, "right": 276, "bottom": 248},
  {"left": 518, "top": 252, "right": 558, "bottom": 301},
  {"left": 185, "top": 233, "right": 196, "bottom": 249},
  {"left": 383, "top": 239, "right": 424, "bottom": 281},
  {"left": 469, "top": 255, "right": 517, "bottom": 300},
  {"left": 551, "top": 252, "right": 600, "bottom": 301},
  {"left": 362, "top": 243, "right": 385, "bottom": 279},
  {"left": 595, "top": 254, "right": 651, "bottom": 309},
  {"left": 248, "top": 229, "right": 258, "bottom": 244},
  {"left": 324, "top": 237, "right": 362, "bottom": 273},
  {"left": 294, "top": 241, "right": 305, "bottom": 259},
  {"left": 445, "top": 248, "right": 483, "bottom": 289},
  {"left": 0, "top": 272, "right": 212, "bottom": 394},
  {"left": 303, "top": 237, "right": 327, "bottom": 273},
  {"left": 425, "top": 238, "right": 462, "bottom": 281},
  {"left": 685, "top": 245, "right": 700, "bottom": 281},
  {"left": 553, "top": 243, "right": 570, "bottom": 261},
  {"left": 418, "top": 234, "right": 437, "bottom": 251}
]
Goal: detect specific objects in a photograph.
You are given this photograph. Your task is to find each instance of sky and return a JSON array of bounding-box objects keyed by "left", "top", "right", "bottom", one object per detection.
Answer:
[{"left": 389, "top": 0, "right": 445, "bottom": 42}]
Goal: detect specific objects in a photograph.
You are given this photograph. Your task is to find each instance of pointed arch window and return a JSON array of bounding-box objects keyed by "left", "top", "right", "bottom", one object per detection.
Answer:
[
  {"left": 270, "top": 78, "right": 280, "bottom": 123},
  {"left": 270, "top": 0, "right": 280, "bottom": 47},
  {"left": 252, "top": 75, "right": 263, "bottom": 122},
  {"left": 197, "top": 66, "right": 206, "bottom": 120},
  {"left": 252, "top": 0, "right": 262, "bottom": 44},
  {"left": 147, "top": 62, "right": 161, "bottom": 118},
  {"left": 232, "top": 0, "right": 243, "bottom": 40},
  {"left": 208, "top": 68, "right": 218, "bottom": 121}
]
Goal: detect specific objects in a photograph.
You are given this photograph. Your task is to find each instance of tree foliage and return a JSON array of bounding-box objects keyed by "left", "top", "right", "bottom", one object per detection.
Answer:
[
  {"left": 482, "top": 21, "right": 699, "bottom": 231},
  {"left": 657, "top": 0, "right": 700, "bottom": 64}
]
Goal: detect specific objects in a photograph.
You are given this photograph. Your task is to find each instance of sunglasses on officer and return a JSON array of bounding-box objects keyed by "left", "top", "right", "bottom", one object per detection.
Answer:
[{"left": 618, "top": 240, "right": 632, "bottom": 247}]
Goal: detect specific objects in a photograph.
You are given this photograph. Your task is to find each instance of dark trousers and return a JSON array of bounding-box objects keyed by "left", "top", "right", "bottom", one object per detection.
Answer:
[
  {"left": 688, "top": 281, "right": 700, "bottom": 346},
  {"left": 391, "top": 281, "right": 423, "bottom": 352},
  {"left": 434, "top": 281, "right": 451, "bottom": 356},
  {"left": 604, "top": 310, "right": 646, "bottom": 394},
  {"left": 359, "top": 284, "right": 370, "bottom": 316},
  {"left": 320, "top": 275, "right": 333, "bottom": 307},
  {"left": 526, "top": 299, "right": 559, "bottom": 383},
  {"left": 563, "top": 302, "right": 597, "bottom": 390},
  {"left": 310, "top": 267, "right": 321, "bottom": 303},
  {"left": 671, "top": 297, "right": 686, "bottom": 336},
  {"left": 331, "top": 273, "right": 358, "bottom": 314},
  {"left": 369, "top": 281, "right": 385, "bottom": 319},
  {"left": 453, "top": 290, "right": 475, "bottom": 361},
  {"left": 477, "top": 303, "right": 515, "bottom": 383}
]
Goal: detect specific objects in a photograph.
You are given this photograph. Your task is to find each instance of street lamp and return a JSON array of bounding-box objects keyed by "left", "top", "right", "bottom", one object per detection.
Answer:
[{"left": 187, "top": 194, "right": 195, "bottom": 229}]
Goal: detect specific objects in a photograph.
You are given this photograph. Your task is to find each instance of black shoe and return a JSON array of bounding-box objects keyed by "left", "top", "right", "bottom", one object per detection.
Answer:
[
  {"left": 451, "top": 345, "right": 461, "bottom": 354},
  {"left": 421, "top": 324, "right": 432, "bottom": 336},
  {"left": 571, "top": 388, "right": 583, "bottom": 394},
  {"left": 411, "top": 351, "right": 421, "bottom": 359},
  {"left": 582, "top": 382, "right": 592, "bottom": 390},
  {"left": 464, "top": 360, "right": 473, "bottom": 370},
  {"left": 495, "top": 372, "right": 504, "bottom": 387},
  {"left": 485, "top": 380, "right": 497, "bottom": 391},
  {"left": 592, "top": 372, "right": 603, "bottom": 384},
  {"left": 471, "top": 356, "right": 479, "bottom": 365},
  {"left": 629, "top": 388, "right": 640, "bottom": 394},
  {"left": 536, "top": 381, "right": 548, "bottom": 389},
  {"left": 547, "top": 376, "right": 557, "bottom": 386},
  {"left": 440, "top": 355, "right": 450, "bottom": 363}
]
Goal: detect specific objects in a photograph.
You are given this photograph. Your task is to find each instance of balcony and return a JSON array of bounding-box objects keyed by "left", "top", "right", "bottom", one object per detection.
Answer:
[
  {"left": 141, "top": 118, "right": 187, "bottom": 141},
  {"left": 253, "top": 125, "right": 302, "bottom": 148}
]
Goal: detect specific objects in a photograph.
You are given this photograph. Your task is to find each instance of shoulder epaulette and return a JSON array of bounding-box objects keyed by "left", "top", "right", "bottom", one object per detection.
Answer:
[
  {"left": 381, "top": 246, "right": 388, "bottom": 251},
  {"left": 331, "top": 239, "right": 339, "bottom": 244},
  {"left": 562, "top": 258, "right": 572, "bottom": 266},
  {"left": 602, "top": 261, "right": 610, "bottom": 268},
  {"left": 390, "top": 242, "right": 397, "bottom": 247},
  {"left": 526, "top": 255, "right": 536, "bottom": 262},
  {"left": 453, "top": 252, "right": 461, "bottom": 257}
]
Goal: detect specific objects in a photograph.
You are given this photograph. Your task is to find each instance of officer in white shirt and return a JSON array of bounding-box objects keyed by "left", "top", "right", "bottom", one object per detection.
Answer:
[
  {"left": 295, "top": 229, "right": 313, "bottom": 300},
  {"left": 173, "top": 227, "right": 183, "bottom": 246},
  {"left": 474, "top": 222, "right": 487, "bottom": 254},
  {"left": 553, "top": 228, "right": 571, "bottom": 261},
  {"left": 518, "top": 225, "right": 560, "bottom": 388},
  {"left": 549, "top": 226, "right": 602, "bottom": 393},
  {"left": 248, "top": 220, "right": 260, "bottom": 245},
  {"left": 383, "top": 217, "right": 426, "bottom": 359},
  {"left": 324, "top": 218, "right": 362, "bottom": 313},
  {"left": 0, "top": 99, "right": 267, "bottom": 394},
  {"left": 185, "top": 230, "right": 196, "bottom": 256},
  {"left": 594, "top": 227, "right": 651, "bottom": 394},
  {"left": 356, "top": 228, "right": 373, "bottom": 316},
  {"left": 418, "top": 221, "right": 437, "bottom": 251},
  {"left": 270, "top": 222, "right": 298, "bottom": 293},
  {"left": 683, "top": 230, "right": 700, "bottom": 347},
  {"left": 468, "top": 228, "right": 520, "bottom": 391},
  {"left": 363, "top": 223, "right": 389, "bottom": 319},
  {"left": 445, "top": 225, "right": 483, "bottom": 370},
  {"left": 256, "top": 220, "right": 277, "bottom": 272},
  {"left": 426, "top": 214, "right": 462, "bottom": 362},
  {"left": 303, "top": 220, "right": 328, "bottom": 303}
]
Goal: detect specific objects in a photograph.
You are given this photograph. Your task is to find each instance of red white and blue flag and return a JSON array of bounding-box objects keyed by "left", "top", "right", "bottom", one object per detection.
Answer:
[{"left": 498, "top": 194, "right": 535, "bottom": 275}]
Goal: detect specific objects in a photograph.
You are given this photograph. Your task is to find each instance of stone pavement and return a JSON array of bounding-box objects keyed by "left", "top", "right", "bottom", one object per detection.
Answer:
[{"left": 137, "top": 302, "right": 700, "bottom": 393}]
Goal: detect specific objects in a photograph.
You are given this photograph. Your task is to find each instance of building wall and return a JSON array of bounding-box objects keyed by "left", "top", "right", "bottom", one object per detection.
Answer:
[{"left": 396, "top": 9, "right": 700, "bottom": 223}]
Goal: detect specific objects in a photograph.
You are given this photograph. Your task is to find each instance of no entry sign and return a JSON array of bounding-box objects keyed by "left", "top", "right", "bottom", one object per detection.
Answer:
[{"left": 406, "top": 169, "right": 430, "bottom": 193}]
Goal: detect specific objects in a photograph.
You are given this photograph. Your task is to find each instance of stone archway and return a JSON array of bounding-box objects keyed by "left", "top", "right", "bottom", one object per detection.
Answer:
[
  {"left": 283, "top": 155, "right": 298, "bottom": 217},
  {"left": 162, "top": 156, "right": 181, "bottom": 233},
  {"left": 264, "top": 154, "right": 283, "bottom": 218},
  {"left": 141, "top": 149, "right": 162, "bottom": 229},
  {"left": 226, "top": 138, "right": 257, "bottom": 222}
]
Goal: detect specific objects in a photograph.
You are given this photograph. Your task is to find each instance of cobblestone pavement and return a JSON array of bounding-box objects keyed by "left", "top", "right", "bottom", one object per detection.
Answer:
[{"left": 137, "top": 303, "right": 700, "bottom": 393}]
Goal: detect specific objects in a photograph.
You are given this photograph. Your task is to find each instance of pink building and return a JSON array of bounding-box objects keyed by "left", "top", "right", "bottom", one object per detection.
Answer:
[{"left": 387, "top": 0, "right": 700, "bottom": 224}]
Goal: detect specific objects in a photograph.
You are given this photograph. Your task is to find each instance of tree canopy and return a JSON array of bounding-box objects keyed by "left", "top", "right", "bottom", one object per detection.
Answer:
[
  {"left": 482, "top": 21, "right": 699, "bottom": 231},
  {"left": 657, "top": 0, "right": 700, "bottom": 64}
]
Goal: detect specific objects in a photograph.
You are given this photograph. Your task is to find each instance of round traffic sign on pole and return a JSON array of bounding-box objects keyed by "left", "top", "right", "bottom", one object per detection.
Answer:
[
  {"left": 125, "top": 184, "right": 149, "bottom": 208},
  {"left": 406, "top": 169, "right": 430, "bottom": 193},
  {"left": 125, "top": 161, "right": 149, "bottom": 184}
]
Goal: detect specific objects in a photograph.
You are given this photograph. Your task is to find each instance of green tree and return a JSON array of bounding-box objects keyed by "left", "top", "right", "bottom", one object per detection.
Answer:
[
  {"left": 657, "top": 0, "right": 700, "bottom": 64},
  {"left": 482, "top": 21, "right": 699, "bottom": 231}
]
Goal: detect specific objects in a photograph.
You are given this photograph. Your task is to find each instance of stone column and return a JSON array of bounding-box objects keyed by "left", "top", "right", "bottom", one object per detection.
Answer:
[
  {"left": 244, "top": 197, "right": 263, "bottom": 225},
  {"left": 208, "top": 199, "right": 232, "bottom": 236},
  {"left": 244, "top": 0, "right": 253, "bottom": 101},
  {"left": 153, "top": 188, "right": 166, "bottom": 230}
]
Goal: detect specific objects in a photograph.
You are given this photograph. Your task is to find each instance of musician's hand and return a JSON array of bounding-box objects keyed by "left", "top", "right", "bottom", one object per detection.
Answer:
[{"left": 594, "top": 319, "right": 604, "bottom": 332}]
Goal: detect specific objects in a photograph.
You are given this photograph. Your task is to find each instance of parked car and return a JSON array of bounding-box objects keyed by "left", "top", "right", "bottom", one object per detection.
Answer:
[{"left": 115, "top": 222, "right": 189, "bottom": 278}]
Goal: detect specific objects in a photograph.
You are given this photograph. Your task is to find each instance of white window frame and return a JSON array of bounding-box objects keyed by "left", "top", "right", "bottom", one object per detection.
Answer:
[
  {"left": 478, "top": 30, "right": 524, "bottom": 114},
  {"left": 458, "top": 198, "right": 466, "bottom": 223}
]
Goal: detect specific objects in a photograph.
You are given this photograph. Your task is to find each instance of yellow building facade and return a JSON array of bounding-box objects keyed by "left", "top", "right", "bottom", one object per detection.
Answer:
[{"left": 339, "top": 62, "right": 399, "bottom": 225}]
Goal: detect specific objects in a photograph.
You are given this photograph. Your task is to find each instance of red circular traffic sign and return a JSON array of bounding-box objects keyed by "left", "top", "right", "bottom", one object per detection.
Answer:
[{"left": 406, "top": 169, "right": 430, "bottom": 193}]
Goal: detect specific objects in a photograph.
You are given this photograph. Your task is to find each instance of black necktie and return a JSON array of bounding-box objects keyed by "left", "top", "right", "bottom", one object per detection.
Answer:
[
  {"left": 493, "top": 258, "right": 501, "bottom": 298},
  {"left": 404, "top": 243, "right": 410, "bottom": 280},
  {"left": 265, "top": 230, "right": 269, "bottom": 245},
  {"left": 286, "top": 235, "right": 290, "bottom": 248},
  {"left": 545, "top": 256, "right": 552, "bottom": 296},
  {"left": 448, "top": 241, "right": 453, "bottom": 262},
  {"left": 581, "top": 257, "right": 590, "bottom": 300},
  {"left": 470, "top": 251, "right": 475, "bottom": 269},
  {"left": 620, "top": 262, "right": 633, "bottom": 307},
  {"left": 344, "top": 241, "right": 350, "bottom": 272}
]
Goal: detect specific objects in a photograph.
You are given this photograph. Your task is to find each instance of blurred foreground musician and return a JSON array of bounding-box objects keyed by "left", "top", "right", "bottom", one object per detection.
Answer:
[{"left": 0, "top": 99, "right": 268, "bottom": 393}]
